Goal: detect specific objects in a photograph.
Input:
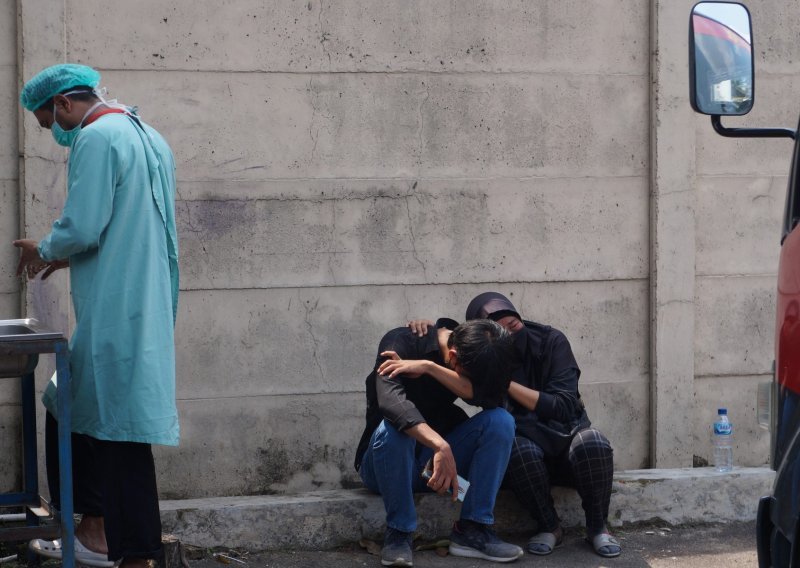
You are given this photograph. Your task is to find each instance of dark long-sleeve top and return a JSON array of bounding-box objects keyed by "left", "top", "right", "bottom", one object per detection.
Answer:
[
  {"left": 509, "top": 320, "right": 590, "bottom": 432},
  {"left": 354, "top": 318, "right": 474, "bottom": 471}
]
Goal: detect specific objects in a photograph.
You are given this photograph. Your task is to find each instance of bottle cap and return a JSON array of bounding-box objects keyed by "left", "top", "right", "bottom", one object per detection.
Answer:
[{"left": 718, "top": 408, "right": 727, "bottom": 415}]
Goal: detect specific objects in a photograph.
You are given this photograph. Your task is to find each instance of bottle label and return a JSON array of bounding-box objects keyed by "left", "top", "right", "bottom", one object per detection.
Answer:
[{"left": 714, "top": 422, "right": 732, "bottom": 435}]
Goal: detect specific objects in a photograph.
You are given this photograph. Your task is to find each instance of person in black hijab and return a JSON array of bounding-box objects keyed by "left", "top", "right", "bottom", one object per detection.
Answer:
[{"left": 464, "top": 292, "right": 620, "bottom": 558}]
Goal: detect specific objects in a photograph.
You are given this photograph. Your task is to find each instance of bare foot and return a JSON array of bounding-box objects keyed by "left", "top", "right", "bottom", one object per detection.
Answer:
[{"left": 75, "top": 515, "right": 108, "bottom": 554}]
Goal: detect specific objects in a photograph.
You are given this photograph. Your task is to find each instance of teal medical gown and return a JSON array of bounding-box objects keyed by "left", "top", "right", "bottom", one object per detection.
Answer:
[{"left": 39, "top": 112, "right": 180, "bottom": 446}]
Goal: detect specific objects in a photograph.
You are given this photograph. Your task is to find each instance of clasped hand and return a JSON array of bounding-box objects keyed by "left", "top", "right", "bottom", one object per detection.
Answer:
[{"left": 12, "top": 239, "right": 68, "bottom": 280}]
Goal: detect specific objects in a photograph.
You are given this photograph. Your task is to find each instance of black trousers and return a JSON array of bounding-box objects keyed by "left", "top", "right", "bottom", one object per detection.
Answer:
[
  {"left": 45, "top": 412, "right": 163, "bottom": 561},
  {"left": 503, "top": 428, "right": 614, "bottom": 536}
]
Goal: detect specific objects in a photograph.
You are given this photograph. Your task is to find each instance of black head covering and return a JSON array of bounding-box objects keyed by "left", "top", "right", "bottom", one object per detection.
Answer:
[{"left": 465, "top": 292, "right": 522, "bottom": 322}]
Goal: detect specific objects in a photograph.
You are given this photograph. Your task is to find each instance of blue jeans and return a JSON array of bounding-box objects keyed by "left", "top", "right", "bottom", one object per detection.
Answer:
[{"left": 359, "top": 408, "right": 514, "bottom": 532}]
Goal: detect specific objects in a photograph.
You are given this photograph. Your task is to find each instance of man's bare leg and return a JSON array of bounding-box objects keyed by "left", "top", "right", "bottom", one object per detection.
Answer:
[{"left": 75, "top": 515, "right": 108, "bottom": 554}]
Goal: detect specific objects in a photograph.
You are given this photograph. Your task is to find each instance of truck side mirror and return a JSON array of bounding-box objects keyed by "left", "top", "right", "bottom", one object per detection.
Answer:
[{"left": 689, "top": 2, "right": 753, "bottom": 116}]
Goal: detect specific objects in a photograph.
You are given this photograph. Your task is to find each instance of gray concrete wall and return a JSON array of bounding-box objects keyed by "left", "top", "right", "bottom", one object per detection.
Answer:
[
  {"left": 1, "top": 0, "right": 794, "bottom": 498},
  {"left": 650, "top": 0, "right": 698, "bottom": 468},
  {"left": 0, "top": 0, "right": 20, "bottom": 493}
]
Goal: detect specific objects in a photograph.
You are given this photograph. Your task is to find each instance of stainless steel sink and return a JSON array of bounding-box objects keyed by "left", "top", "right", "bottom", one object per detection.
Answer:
[
  {"left": 0, "top": 319, "right": 64, "bottom": 378},
  {"left": 0, "top": 319, "right": 63, "bottom": 342}
]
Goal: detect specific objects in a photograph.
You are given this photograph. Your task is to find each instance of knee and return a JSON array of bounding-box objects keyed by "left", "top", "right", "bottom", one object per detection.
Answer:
[
  {"left": 478, "top": 407, "right": 515, "bottom": 439},
  {"left": 570, "top": 428, "right": 613, "bottom": 458}
]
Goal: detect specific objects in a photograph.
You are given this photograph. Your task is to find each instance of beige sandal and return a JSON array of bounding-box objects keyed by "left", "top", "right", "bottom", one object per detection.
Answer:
[
  {"left": 588, "top": 532, "right": 621, "bottom": 558},
  {"left": 29, "top": 537, "right": 115, "bottom": 567},
  {"left": 526, "top": 531, "right": 563, "bottom": 555}
]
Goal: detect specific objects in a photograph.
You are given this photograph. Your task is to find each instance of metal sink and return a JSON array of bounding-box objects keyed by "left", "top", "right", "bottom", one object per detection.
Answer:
[
  {"left": 0, "top": 319, "right": 63, "bottom": 342},
  {"left": 0, "top": 319, "right": 64, "bottom": 378}
]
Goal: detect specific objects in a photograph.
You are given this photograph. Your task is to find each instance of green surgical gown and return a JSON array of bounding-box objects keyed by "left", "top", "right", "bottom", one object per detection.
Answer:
[{"left": 39, "top": 112, "right": 180, "bottom": 446}]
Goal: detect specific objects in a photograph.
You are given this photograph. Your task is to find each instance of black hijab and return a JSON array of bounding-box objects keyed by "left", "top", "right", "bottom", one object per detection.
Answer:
[{"left": 465, "top": 291, "right": 521, "bottom": 322}]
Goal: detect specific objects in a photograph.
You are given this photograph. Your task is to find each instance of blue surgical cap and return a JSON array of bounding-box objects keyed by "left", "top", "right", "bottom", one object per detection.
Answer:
[{"left": 20, "top": 64, "right": 101, "bottom": 111}]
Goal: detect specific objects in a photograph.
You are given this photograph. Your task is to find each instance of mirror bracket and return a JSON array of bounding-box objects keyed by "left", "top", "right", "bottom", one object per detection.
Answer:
[{"left": 711, "top": 115, "right": 796, "bottom": 140}]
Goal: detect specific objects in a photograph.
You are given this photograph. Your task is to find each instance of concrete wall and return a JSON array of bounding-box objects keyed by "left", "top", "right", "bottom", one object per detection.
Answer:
[
  {"left": 2, "top": 0, "right": 794, "bottom": 498},
  {"left": 0, "top": 0, "right": 20, "bottom": 493}
]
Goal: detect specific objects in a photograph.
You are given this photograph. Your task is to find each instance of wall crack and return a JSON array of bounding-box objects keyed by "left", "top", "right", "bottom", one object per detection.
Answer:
[
  {"left": 404, "top": 194, "right": 427, "bottom": 278},
  {"left": 303, "top": 297, "right": 326, "bottom": 381}
]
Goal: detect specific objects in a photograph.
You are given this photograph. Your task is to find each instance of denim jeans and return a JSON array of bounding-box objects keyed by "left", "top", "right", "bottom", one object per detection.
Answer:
[{"left": 359, "top": 407, "right": 514, "bottom": 532}]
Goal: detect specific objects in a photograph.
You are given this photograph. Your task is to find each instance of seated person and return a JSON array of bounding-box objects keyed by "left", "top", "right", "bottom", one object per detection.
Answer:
[
  {"left": 408, "top": 292, "right": 620, "bottom": 559},
  {"left": 354, "top": 318, "right": 524, "bottom": 567},
  {"left": 466, "top": 292, "right": 620, "bottom": 558}
]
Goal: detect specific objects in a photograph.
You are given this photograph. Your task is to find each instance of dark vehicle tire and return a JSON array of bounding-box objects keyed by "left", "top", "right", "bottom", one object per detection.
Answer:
[
  {"left": 757, "top": 496, "right": 794, "bottom": 568},
  {"left": 758, "top": 497, "right": 773, "bottom": 568},
  {"left": 771, "top": 527, "right": 791, "bottom": 568}
]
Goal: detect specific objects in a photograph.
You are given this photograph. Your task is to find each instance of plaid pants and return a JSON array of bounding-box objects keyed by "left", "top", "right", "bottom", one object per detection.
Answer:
[{"left": 504, "top": 428, "right": 613, "bottom": 535}]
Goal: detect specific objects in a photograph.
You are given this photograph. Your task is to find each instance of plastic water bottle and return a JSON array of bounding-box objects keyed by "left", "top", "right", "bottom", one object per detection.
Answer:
[{"left": 713, "top": 408, "right": 733, "bottom": 472}]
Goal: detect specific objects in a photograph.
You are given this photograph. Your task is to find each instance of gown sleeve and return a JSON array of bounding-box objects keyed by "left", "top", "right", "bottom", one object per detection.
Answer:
[{"left": 38, "top": 128, "right": 116, "bottom": 261}]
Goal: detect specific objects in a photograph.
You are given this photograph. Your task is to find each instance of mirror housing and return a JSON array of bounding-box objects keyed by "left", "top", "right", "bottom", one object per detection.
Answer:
[{"left": 689, "top": 2, "right": 754, "bottom": 116}]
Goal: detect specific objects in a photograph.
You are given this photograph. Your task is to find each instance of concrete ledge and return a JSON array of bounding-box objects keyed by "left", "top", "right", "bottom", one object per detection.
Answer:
[{"left": 159, "top": 466, "right": 774, "bottom": 551}]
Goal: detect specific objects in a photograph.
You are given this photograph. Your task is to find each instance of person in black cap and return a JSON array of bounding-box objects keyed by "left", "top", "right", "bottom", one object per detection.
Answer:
[{"left": 409, "top": 292, "right": 620, "bottom": 558}]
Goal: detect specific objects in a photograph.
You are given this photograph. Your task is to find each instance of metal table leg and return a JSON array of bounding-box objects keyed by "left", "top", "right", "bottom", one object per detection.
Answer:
[
  {"left": 55, "top": 342, "right": 74, "bottom": 568},
  {"left": 20, "top": 373, "right": 38, "bottom": 521}
]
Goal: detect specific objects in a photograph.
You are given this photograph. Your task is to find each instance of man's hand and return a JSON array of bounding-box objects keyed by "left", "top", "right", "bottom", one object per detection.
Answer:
[
  {"left": 378, "top": 351, "right": 429, "bottom": 378},
  {"left": 13, "top": 239, "right": 47, "bottom": 280},
  {"left": 41, "top": 259, "right": 69, "bottom": 280},
  {"left": 426, "top": 444, "right": 459, "bottom": 500},
  {"left": 407, "top": 319, "right": 435, "bottom": 337},
  {"left": 406, "top": 424, "right": 460, "bottom": 501}
]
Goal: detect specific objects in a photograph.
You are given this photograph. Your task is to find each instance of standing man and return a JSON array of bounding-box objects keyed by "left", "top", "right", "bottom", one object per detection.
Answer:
[
  {"left": 15, "top": 64, "right": 179, "bottom": 568},
  {"left": 355, "top": 318, "right": 523, "bottom": 567},
  {"left": 464, "top": 292, "right": 620, "bottom": 558}
]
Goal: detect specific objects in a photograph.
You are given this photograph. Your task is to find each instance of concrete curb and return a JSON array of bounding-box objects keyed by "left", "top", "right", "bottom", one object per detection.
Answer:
[{"left": 159, "top": 466, "right": 774, "bottom": 551}]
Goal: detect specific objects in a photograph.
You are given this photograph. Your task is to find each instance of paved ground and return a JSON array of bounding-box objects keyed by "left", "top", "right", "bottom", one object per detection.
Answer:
[
  {"left": 0, "top": 521, "right": 757, "bottom": 567},
  {"left": 185, "top": 522, "right": 758, "bottom": 568}
]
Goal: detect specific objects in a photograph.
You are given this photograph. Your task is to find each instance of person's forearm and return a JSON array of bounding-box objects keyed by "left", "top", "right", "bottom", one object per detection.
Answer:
[
  {"left": 407, "top": 422, "right": 458, "bottom": 495},
  {"left": 422, "top": 361, "right": 474, "bottom": 399},
  {"left": 508, "top": 380, "right": 540, "bottom": 411},
  {"left": 405, "top": 422, "right": 450, "bottom": 453}
]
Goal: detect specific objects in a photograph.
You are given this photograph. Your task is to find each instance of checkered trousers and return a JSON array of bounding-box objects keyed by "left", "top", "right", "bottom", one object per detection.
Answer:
[{"left": 503, "top": 428, "right": 614, "bottom": 535}]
